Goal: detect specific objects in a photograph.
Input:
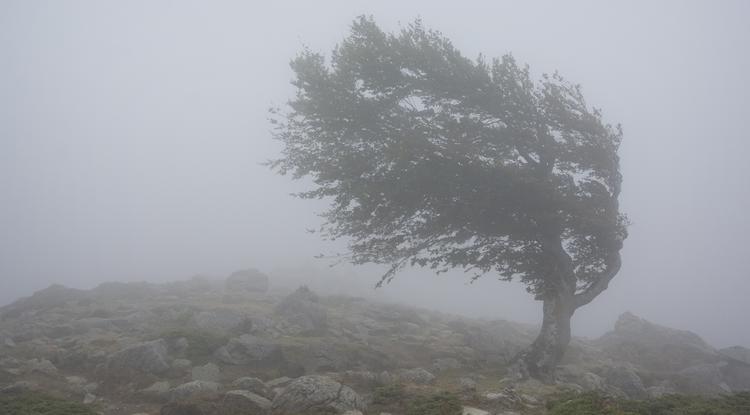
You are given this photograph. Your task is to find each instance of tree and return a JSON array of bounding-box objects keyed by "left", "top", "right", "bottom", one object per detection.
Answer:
[{"left": 269, "top": 17, "right": 627, "bottom": 378}]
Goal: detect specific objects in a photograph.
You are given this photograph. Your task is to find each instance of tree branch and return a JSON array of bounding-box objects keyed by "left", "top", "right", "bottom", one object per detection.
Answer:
[{"left": 573, "top": 252, "right": 621, "bottom": 308}]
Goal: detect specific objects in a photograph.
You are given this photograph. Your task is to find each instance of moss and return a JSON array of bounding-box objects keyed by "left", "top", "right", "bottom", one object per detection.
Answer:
[
  {"left": 0, "top": 392, "right": 97, "bottom": 415},
  {"left": 406, "top": 392, "right": 463, "bottom": 415},
  {"left": 547, "top": 391, "right": 750, "bottom": 415}
]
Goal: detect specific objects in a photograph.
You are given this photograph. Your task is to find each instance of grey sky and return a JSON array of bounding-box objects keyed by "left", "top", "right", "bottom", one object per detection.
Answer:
[{"left": 1, "top": 1, "right": 749, "bottom": 347}]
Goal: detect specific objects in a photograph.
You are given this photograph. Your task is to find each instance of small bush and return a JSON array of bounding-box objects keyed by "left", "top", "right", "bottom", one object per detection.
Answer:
[{"left": 0, "top": 392, "right": 97, "bottom": 415}]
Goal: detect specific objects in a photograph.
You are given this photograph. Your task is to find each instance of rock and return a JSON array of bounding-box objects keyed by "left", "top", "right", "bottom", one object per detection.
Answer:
[
  {"left": 398, "top": 368, "right": 435, "bottom": 385},
  {"left": 172, "top": 358, "right": 192, "bottom": 371},
  {"left": 26, "top": 358, "right": 58, "bottom": 376},
  {"left": 270, "top": 375, "right": 366, "bottom": 414},
  {"left": 675, "top": 363, "right": 732, "bottom": 395},
  {"left": 107, "top": 339, "right": 170, "bottom": 374},
  {"left": 160, "top": 401, "right": 216, "bottom": 415},
  {"left": 192, "top": 363, "right": 220, "bottom": 382},
  {"left": 170, "top": 380, "right": 220, "bottom": 401},
  {"left": 83, "top": 393, "right": 96, "bottom": 404},
  {"left": 647, "top": 380, "right": 678, "bottom": 398},
  {"left": 140, "top": 381, "right": 171, "bottom": 402},
  {"left": 432, "top": 357, "right": 461, "bottom": 372},
  {"left": 596, "top": 312, "right": 719, "bottom": 372},
  {"left": 225, "top": 269, "right": 270, "bottom": 293},
  {"left": 600, "top": 364, "right": 648, "bottom": 399},
  {"left": 0, "top": 381, "right": 37, "bottom": 394},
  {"left": 231, "top": 377, "right": 271, "bottom": 398},
  {"left": 266, "top": 376, "right": 292, "bottom": 389},
  {"left": 274, "top": 286, "right": 327, "bottom": 334},
  {"left": 1, "top": 284, "right": 87, "bottom": 316},
  {"left": 720, "top": 346, "right": 750, "bottom": 365},
  {"left": 221, "top": 390, "right": 272, "bottom": 414},
  {"left": 459, "top": 377, "right": 477, "bottom": 392},
  {"left": 215, "top": 334, "right": 283, "bottom": 366},
  {"left": 462, "top": 407, "right": 489, "bottom": 415},
  {"left": 193, "top": 309, "right": 248, "bottom": 333}
]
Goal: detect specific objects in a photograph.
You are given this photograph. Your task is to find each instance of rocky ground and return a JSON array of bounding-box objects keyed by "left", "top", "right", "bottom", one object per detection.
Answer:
[{"left": 1, "top": 270, "right": 749, "bottom": 414}]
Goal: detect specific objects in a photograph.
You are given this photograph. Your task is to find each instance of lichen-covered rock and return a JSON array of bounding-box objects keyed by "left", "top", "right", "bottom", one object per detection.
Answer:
[
  {"left": 231, "top": 377, "right": 271, "bottom": 398},
  {"left": 107, "top": 339, "right": 170, "bottom": 374},
  {"left": 599, "top": 364, "right": 648, "bottom": 399},
  {"left": 221, "top": 390, "right": 272, "bottom": 414},
  {"left": 193, "top": 309, "right": 248, "bottom": 333},
  {"left": 270, "top": 375, "right": 365, "bottom": 414}
]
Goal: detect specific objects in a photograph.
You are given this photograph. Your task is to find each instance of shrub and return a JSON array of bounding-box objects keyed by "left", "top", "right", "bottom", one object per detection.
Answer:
[{"left": 0, "top": 392, "right": 97, "bottom": 415}]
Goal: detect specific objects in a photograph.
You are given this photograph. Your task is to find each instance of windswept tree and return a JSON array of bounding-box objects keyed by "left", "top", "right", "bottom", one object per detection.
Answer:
[{"left": 269, "top": 17, "right": 627, "bottom": 377}]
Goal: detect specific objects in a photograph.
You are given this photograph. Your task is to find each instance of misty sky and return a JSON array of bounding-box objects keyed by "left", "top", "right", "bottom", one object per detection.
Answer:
[{"left": 1, "top": 1, "right": 749, "bottom": 348}]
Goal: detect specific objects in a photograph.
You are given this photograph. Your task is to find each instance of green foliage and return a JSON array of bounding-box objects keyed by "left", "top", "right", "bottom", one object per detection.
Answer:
[
  {"left": 0, "top": 392, "right": 97, "bottom": 415},
  {"left": 270, "top": 15, "right": 626, "bottom": 299},
  {"left": 370, "top": 384, "right": 462, "bottom": 415},
  {"left": 547, "top": 391, "right": 750, "bottom": 415},
  {"left": 406, "top": 392, "right": 463, "bottom": 415}
]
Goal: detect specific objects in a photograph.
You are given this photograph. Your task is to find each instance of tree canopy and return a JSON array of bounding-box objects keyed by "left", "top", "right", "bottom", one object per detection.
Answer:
[{"left": 270, "top": 16, "right": 627, "bottom": 306}]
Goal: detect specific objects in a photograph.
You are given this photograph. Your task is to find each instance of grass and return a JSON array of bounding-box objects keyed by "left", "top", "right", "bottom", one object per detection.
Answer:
[
  {"left": 0, "top": 392, "right": 97, "bottom": 415},
  {"left": 370, "top": 383, "right": 462, "bottom": 415},
  {"left": 547, "top": 391, "right": 750, "bottom": 415}
]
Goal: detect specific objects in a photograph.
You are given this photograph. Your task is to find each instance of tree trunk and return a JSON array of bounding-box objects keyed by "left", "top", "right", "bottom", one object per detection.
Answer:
[{"left": 518, "top": 292, "right": 575, "bottom": 379}]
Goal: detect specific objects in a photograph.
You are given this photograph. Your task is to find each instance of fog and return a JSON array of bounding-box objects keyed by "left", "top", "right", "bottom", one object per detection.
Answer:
[{"left": 1, "top": 0, "right": 749, "bottom": 348}]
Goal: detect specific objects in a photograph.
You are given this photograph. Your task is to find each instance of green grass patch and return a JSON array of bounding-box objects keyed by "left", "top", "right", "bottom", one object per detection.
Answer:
[
  {"left": 370, "top": 383, "right": 462, "bottom": 415},
  {"left": 158, "top": 328, "right": 229, "bottom": 363},
  {"left": 547, "top": 391, "right": 750, "bottom": 415},
  {"left": 0, "top": 392, "right": 97, "bottom": 415}
]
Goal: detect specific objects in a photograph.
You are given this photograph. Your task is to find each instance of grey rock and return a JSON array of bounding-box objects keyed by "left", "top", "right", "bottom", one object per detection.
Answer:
[
  {"left": 675, "top": 363, "right": 732, "bottom": 395},
  {"left": 231, "top": 377, "right": 271, "bottom": 398},
  {"left": 26, "top": 358, "right": 58, "bottom": 376},
  {"left": 271, "top": 375, "right": 365, "bottom": 414},
  {"left": 191, "top": 362, "right": 220, "bottom": 382},
  {"left": 215, "top": 334, "right": 283, "bottom": 365},
  {"left": 720, "top": 346, "right": 750, "bottom": 365},
  {"left": 221, "top": 390, "right": 272, "bottom": 414},
  {"left": 398, "top": 368, "right": 436, "bottom": 385},
  {"left": 83, "top": 393, "right": 96, "bottom": 404},
  {"left": 274, "top": 286, "right": 327, "bottom": 334},
  {"left": 140, "top": 381, "right": 171, "bottom": 402},
  {"left": 107, "top": 339, "right": 170, "bottom": 374},
  {"left": 170, "top": 380, "right": 220, "bottom": 401},
  {"left": 193, "top": 309, "right": 248, "bottom": 333},
  {"left": 172, "top": 358, "right": 192, "bottom": 371},
  {"left": 459, "top": 377, "right": 477, "bottom": 392},
  {"left": 226, "top": 269, "right": 270, "bottom": 293},
  {"left": 600, "top": 364, "right": 648, "bottom": 399}
]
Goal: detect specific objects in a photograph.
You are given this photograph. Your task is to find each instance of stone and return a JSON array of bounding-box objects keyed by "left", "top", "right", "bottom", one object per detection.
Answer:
[
  {"left": 274, "top": 286, "right": 327, "bottom": 334},
  {"left": 191, "top": 363, "right": 220, "bottom": 382},
  {"left": 675, "top": 363, "right": 732, "bottom": 395},
  {"left": 26, "top": 359, "right": 58, "bottom": 376},
  {"left": 107, "top": 339, "right": 170, "bottom": 374},
  {"left": 270, "top": 375, "right": 366, "bottom": 414},
  {"left": 459, "top": 377, "right": 477, "bottom": 392},
  {"left": 215, "top": 334, "right": 283, "bottom": 366},
  {"left": 462, "top": 407, "right": 489, "bottom": 415},
  {"left": 172, "top": 358, "right": 192, "bottom": 371},
  {"left": 226, "top": 269, "right": 270, "bottom": 293},
  {"left": 83, "top": 393, "right": 96, "bottom": 404},
  {"left": 140, "top": 381, "right": 171, "bottom": 402},
  {"left": 170, "top": 380, "right": 220, "bottom": 401},
  {"left": 231, "top": 377, "right": 271, "bottom": 398},
  {"left": 398, "top": 368, "right": 435, "bottom": 385},
  {"left": 600, "top": 365, "right": 647, "bottom": 399},
  {"left": 221, "top": 390, "right": 272, "bottom": 414},
  {"left": 193, "top": 309, "right": 248, "bottom": 333}
]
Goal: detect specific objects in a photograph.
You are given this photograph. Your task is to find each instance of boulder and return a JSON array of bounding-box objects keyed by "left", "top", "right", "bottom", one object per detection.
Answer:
[
  {"left": 599, "top": 364, "right": 648, "bottom": 399},
  {"left": 596, "top": 312, "right": 719, "bottom": 372},
  {"left": 215, "top": 334, "right": 283, "bottom": 366},
  {"left": 170, "top": 380, "right": 220, "bottom": 401},
  {"left": 221, "top": 390, "right": 272, "bottom": 414},
  {"left": 271, "top": 375, "right": 365, "bottom": 414},
  {"left": 274, "top": 286, "right": 327, "bottom": 334},
  {"left": 192, "top": 363, "right": 220, "bottom": 382},
  {"left": 107, "top": 339, "right": 170, "bottom": 374},
  {"left": 674, "top": 363, "right": 732, "bottom": 395},
  {"left": 231, "top": 377, "right": 271, "bottom": 398},
  {"left": 398, "top": 368, "right": 436, "bottom": 385},
  {"left": 226, "top": 269, "right": 270, "bottom": 293},
  {"left": 193, "top": 309, "right": 248, "bottom": 333}
]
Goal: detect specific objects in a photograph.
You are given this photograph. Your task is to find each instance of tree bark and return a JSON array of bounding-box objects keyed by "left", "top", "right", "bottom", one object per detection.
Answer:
[{"left": 518, "top": 291, "right": 575, "bottom": 379}]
